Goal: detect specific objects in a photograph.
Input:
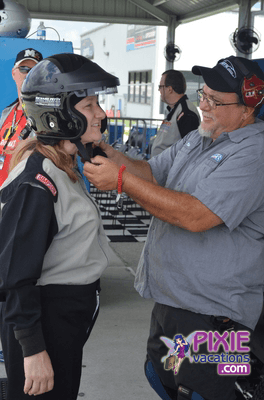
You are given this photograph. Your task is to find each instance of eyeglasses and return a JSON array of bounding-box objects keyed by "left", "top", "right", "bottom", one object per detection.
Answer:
[
  {"left": 158, "top": 85, "right": 166, "bottom": 91},
  {"left": 17, "top": 66, "right": 32, "bottom": 74},
  {"left": 197, "top": 89, "right": 240, "bottom": 110}
]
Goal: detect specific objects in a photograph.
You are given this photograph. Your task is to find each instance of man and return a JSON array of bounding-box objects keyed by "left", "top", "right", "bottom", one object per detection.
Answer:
[
  {"left": 83, "top": 56, "right": 264, "bottom": 400},
  {"left": 150, "top": 69, "right": 200, "bottom": 157},
  {"left": 0, "top": 48, "right": 43, "bottom": 185}
]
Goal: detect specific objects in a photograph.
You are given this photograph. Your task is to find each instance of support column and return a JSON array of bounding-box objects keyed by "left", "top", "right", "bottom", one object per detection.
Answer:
[
  {"left": 165, "top": 16, "right": 180, "bottom": 70},
  {"left": 237, "top": 0, "right": 254, "bottom": 58}
]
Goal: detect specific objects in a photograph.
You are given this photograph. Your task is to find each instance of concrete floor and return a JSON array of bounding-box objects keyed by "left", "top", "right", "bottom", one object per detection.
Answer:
[{"left": 0, "top": 242, "right": 160, "bottom": 400}]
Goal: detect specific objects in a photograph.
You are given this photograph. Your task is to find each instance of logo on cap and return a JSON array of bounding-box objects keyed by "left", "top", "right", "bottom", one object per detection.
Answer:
[
  {"left": 24, "top": 49, "right": 41, "bottom": 61},
  {"left": 219, "top": 60, "right": 237, "bottom": 79}
]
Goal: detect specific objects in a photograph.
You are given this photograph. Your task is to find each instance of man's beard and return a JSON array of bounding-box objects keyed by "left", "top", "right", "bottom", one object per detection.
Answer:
[{"left": 198, "top": 124, "right": 213, "bottom": 138}]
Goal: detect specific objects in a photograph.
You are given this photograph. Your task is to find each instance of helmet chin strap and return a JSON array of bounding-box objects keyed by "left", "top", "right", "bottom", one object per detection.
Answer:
[{"left": 74, "top": 139, "right": 93, "bottom": 163}]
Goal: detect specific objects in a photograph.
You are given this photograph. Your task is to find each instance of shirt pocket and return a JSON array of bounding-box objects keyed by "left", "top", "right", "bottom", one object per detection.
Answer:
[
  {"left": 174, "top": 140, "right": 198, "bottom": 167},
  {"left": 166, "top": 141, "right": 199, "bottom": 189},
  {"left": 174, "top": 152, "right": 228, "bottom": 194}
]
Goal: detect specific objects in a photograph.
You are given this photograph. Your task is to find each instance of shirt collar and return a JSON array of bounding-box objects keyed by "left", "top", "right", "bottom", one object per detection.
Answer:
[
  {"left": 227, "top": 119, "right": 264, "bottom": 143},
  {"left": 166, "top": 94, "right": 188, "bottom": 121}
]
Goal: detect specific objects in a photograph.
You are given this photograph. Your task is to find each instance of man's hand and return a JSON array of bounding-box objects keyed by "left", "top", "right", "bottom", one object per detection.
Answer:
[
  {"left": 95, "top": 141, "right": 116, "bottom": 160},
  {"left": 83, "top": 156, "right": 120, "bottom": 191},
  {"left": 24, "top": 350, "right": 54, "bottom": 396}
]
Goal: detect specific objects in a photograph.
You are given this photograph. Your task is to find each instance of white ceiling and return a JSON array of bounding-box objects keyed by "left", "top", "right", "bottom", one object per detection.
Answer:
[{"left": 16, "top": 0, "right": 243, "bottom": 26}]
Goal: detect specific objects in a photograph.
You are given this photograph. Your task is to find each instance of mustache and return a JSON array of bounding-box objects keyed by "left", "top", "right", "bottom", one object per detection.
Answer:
[{"left": 202, "top": 112, "right": 215, "bottom": 121}]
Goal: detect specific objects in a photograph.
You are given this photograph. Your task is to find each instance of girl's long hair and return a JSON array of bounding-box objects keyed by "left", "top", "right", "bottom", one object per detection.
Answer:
[{"left": 9, "top": 138, "right": 78, "bottom": 182}]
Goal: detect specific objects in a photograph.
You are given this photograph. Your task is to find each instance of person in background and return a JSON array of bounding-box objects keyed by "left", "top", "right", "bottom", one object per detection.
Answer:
[
  {"left": 0, "top": 48, "right": 43, "bottom": 185},
  {"left": 83, "top": 56, "right": 264, "bottom": 400},
  {"left": 0, "top": 53, "right": 119, "bottom": 400},
  {"left": 150, "top": 69, "right": 200, "bottom": 157}
]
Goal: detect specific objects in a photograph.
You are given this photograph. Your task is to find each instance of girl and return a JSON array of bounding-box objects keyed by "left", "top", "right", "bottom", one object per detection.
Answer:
[{"left": 0, "top": 53, "right": 119, "bottom": 399}]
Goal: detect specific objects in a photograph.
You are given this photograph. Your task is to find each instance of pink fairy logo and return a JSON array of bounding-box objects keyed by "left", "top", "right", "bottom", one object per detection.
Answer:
[{"left": 160, "top": 331, "right": 251, "bottom": 376}]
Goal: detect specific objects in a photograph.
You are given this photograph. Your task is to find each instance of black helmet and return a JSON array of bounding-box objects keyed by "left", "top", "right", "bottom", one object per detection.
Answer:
[{"left": 21, "top": 53, "right": 120, "bottom": 145}]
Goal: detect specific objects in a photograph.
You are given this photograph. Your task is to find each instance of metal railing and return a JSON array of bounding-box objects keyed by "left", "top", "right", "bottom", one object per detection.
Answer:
[{"left": 104, "top": 116, "right": 163, "bottom": 155}]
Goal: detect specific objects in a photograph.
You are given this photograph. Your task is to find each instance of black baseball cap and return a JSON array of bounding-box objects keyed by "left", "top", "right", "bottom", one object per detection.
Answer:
[
  {"left": 192, "top": 55, "right": 264, "bottom": 95},
  {"left": 14, "top": 48, "right": 43, "bottom": 68}
]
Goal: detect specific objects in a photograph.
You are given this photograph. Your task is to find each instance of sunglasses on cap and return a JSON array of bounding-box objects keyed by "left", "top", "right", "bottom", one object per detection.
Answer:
[{"left": 16, "top": 66, "right": 32, "bottom": 74}]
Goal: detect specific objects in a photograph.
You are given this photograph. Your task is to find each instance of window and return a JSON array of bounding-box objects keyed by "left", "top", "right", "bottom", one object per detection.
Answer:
[
  {"left": 128, "top": 70, "right": 152, "bottom": 104},
  {"left": 181, "top": 71, "right": 204, "bottom": 104},
  {"left": 141, "top": 71, "right": 146, "bottom": 104}
]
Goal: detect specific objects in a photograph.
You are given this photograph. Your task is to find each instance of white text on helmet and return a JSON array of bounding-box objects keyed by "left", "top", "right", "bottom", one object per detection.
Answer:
[{"left": 35, "top": 97, "right": 61, "bottom": 107}]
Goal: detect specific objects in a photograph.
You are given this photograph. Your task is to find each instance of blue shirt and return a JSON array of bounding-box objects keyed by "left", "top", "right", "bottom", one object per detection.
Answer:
[{"left": 135, "top": 119, "right": 264, "bottom": 330}]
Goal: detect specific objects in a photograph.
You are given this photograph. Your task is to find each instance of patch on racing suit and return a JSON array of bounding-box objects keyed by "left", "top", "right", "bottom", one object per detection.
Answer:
[
  {"left": 35, "top": 174, "right": 57, "bottom": 196},
  {"left": 177, "top": 111, "right": 184, "bottom": 121}
]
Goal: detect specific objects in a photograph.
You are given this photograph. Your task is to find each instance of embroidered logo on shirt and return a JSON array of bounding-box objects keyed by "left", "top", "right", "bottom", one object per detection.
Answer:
[
  {"left": 210, "top": 153, "right": 223, "bottom": 162},
  {"left": 35, "top": 174, "right": 57, "bottom": 196},
  {"left": 162, "top": 120, "right": 171, "bottom": 126}
]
